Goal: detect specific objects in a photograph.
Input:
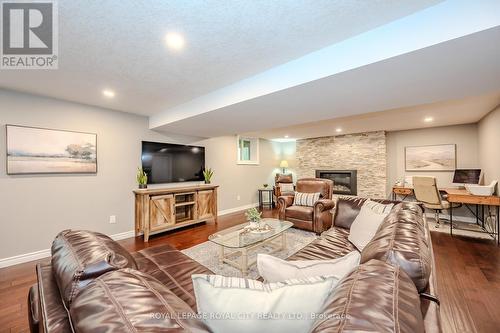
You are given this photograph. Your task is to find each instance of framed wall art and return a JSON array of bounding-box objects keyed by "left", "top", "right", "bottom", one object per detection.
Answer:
[
  {"left": 405, "top": 144, "right": 456, "bottom": 171},
  {"left": 6, "top": 125, "right": 97, "bottom": 174}
]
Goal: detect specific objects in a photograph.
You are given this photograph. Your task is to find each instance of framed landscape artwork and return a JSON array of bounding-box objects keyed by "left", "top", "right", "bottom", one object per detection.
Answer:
[
  {"left": 6, "top": 125, "right": 97, "bottom": 174},
  {"left": 405, "top": 144, "right": 456, "bottom": 171}
]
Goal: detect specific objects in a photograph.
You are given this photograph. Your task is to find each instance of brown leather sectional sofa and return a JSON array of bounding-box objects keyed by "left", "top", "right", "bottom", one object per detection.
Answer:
[{"left": 28, "top": 196, "right": 440, "bottom": 332}]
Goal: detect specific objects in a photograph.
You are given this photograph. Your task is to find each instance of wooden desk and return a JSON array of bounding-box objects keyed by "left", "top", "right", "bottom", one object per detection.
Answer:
[
  {"left": 444, "top": 188, "right": 500, "bottom": 206},
  {"left": 445, "top": 189, "right": 500, "bottom": 245},
  {"left": 392, "top": 185, "right": 447, "bottom": 200},
  {"left": 392, "top": 186, "right": 500, "bottom": 245},
  {"left": 392, "top": 186, "right": 500, "bottom": 204},
  {"left": 392, "top": 185, "right": 414, "bottom": 200}
]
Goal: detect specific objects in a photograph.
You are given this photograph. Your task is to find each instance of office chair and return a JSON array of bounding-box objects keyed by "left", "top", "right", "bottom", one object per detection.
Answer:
[{"left": 413, "top": 176, "right": 461, "bottom": 228}]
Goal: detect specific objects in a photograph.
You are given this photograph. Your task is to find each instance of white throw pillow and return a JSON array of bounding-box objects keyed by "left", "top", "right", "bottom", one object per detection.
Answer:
[
  {"left": 192, "top": 274, "right": 337, "bottom": 333},
  {"left": 279, "top": 183, "right": 294, "bottom": 193},
  {"left": 294, "top": 192, "right": 321, "bottom": 206},
  {"left": 363, "top": 199, "right": 394, "bottom": 214},
  {"left": 257, "top": 251, "right": 360, "bottom": 283},
  {"left": 348, "top": 200, "right": 394, "bottom": 251}
]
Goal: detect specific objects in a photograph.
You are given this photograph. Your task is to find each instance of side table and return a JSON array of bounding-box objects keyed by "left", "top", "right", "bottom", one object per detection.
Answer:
[{"left": 258, "top": 188, "right": 274, "bottom": 208}]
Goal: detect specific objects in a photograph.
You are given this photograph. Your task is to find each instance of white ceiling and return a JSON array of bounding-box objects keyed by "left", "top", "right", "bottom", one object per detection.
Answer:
[
  {"left": 243, "top": 92, "right": 500, "bottom": 140},
  {"left": 0, "top": 0, "right": 441, "bottom": 115},
  {"left": 150, "top": 0, "right": 500, "bottom": 133},
  {"left": 155, "top": 25, "right": 500, "bottom": 137}
]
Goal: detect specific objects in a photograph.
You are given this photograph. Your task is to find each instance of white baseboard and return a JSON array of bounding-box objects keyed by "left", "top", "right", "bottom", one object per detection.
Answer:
[
  {"left": 218, "top": 202, "right": 259, "bottom": 216},
  {"left": 0, "top": 203, "right": 260, "bottom": 268},
  {"left": 110, "top": 230, "right": 136, "bottom": 241},
  {"left": 0, "top": 229, "right": 136, "bottom": 269},
  {"left": 0, "top": 248, "right": 52, "bottom": 269}
]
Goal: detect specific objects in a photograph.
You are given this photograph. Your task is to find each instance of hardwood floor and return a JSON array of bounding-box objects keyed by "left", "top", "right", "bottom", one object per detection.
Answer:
[
  {"left": 1, "top": 208, "right": 500, "bottom": 333},
  {"left": 431, "top": 231, "right": 500, "bottom": 333}
]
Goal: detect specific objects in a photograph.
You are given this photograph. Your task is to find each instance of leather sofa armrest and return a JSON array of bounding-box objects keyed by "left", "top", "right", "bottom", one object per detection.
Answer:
[
  {"left": 314, "top": 199, "right": 335, "bottom": 212},
  {"left": 28, "top": 284, "right": 40, "bottom": 333},
  {"left": 273, "top": 185, "right": 281, "bottom": 197},
  {"left": 278, "top": 195, "right": 294, "bottom": 207},
  {"left": 36, "top": 262, "right": 72, "bottom": 333},
  {"left": 313, "top": 199, "right": 335, "bottom": 234},
  {"left": 278, "top": 195, "right": 294, "bottom": 220}
]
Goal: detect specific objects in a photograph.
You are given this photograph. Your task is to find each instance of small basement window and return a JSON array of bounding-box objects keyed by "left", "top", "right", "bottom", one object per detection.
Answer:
[{"left": 237, "top": 136, "right": 259, "bottom": 165}]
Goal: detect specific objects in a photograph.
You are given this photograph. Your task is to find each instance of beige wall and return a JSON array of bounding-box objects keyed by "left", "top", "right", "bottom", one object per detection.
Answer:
[
  {"left": 386, "top": 124, "right": 479, "bottom": 194},
  {"left": 478, "top": 106, "right": 500, "bottom": 184},
  {"left": 197, "top": 137, "right": 280, "bottom": 211},
  {"left": 0, "top": 90, "right": 276, "bottom": 260},
  {"left": 269, "top": 140, "right": 298, "bottom": 181},
  {"left": 387, "top": 124, "right": 480, "bottom": 221}
]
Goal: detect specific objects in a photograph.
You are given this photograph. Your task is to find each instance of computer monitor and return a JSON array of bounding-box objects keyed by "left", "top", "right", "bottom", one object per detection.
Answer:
[{"left": 452, "top": 169, "right": 481, "bottom": 185}]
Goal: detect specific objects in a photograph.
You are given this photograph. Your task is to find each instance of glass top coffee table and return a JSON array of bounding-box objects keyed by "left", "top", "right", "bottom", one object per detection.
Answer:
[{"left": 209, "top": 218, "right": 293, "bottom": 275}]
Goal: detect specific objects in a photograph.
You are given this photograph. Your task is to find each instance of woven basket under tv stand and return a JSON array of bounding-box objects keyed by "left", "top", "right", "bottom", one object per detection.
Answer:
[{"left": 134, "top": 184, "right": 218, "bottom": 241}]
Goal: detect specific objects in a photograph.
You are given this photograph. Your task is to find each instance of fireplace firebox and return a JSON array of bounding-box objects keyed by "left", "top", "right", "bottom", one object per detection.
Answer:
[{"left": 315, "top": 170, "right": 357, "bottom": 195}]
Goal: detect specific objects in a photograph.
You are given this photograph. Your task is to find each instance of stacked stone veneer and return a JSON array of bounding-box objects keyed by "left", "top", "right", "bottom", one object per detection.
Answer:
[{"left": 295, "top": 131, "right": 387, "bottom": 199}]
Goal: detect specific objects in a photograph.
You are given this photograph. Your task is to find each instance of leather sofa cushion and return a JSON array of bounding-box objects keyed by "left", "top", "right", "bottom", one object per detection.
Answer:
[
  {"left": 310, "top": 259, "right": 424, "bottom": 333},
  {"left": 289, "top": 227, "right": 356, "bottom": 261},
  {"left": 360, "top": 203, "right": 431, "bottom": 292},
  {"left": 333, "top": 196, "right": 399, "bottom": 229},
  {"left": 133, "top": 244, "right": 214, "bottom": 309},
  {"left": 70, "top": 269, "right": 210, "bottom": 333},
  {"left": 51, "top": 230, "right": 137, "bottom": 307},
  {"left": 286, "top": 205, "right": 314, "bottom": 220},
  {"left": 395, "top": 201, "right": 425, "bottom": 215},
  {"left": 275, "top": 173, "right": 293, "bottom": 183},
  {"left": 296, "top": 178, "right": 333, "bottom": 199}
]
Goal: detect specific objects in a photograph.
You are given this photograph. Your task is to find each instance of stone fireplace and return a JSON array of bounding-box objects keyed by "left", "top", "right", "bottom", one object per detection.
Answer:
[
  {"left": 316, "top": 170, "right": 357, "bottom": 195},
  {"left": 295, "top": 131, "right": 387, "bottom": 198}
]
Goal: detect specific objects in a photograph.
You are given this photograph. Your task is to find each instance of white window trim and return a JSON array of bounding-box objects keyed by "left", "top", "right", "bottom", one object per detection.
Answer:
[{"left": 236, "top": 135, "right": 259, "bottom": 165}]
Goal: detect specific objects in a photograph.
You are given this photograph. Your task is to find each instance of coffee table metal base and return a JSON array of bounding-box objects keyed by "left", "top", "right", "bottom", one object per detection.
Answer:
[{"left": 217, "top": 232, "right": 287, "bottom": 275}]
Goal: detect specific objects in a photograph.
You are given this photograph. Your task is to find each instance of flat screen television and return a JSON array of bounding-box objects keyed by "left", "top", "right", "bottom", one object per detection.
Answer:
[
  {"left": 141, "top": 141, "right": 205, "bottom": 184},
  {"left": 452, "top": 169, "right": 481, "bottom": 185}
]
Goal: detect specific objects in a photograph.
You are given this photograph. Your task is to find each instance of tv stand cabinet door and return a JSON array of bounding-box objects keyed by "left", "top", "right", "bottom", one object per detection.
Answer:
[
  {"left": 149, "top": 194, "right": 175, "bottom": 232},
  {"left": 197, "top": 190, "right": 216, "bottom": 220}
]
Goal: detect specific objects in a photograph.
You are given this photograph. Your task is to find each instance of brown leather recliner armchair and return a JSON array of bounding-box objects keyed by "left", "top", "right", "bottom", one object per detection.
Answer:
[
  {"left": 273, "top": 173, "right": 294, "bottom": 202},
  {"left": 278, "top": 178, "right": 335, "bottom": 234}
]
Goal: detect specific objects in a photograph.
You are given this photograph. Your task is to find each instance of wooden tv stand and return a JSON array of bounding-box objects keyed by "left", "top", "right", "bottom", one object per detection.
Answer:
[{"left": 134, "top": 184, "right": 218, "bottom": 241}]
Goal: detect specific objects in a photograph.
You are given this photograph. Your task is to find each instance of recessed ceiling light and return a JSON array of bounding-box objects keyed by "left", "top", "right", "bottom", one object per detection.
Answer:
[
  {"left": 102, "top": 89, "right": 115, "bottom": 98},
  {"left": 424, "top": 117, "right": 434, "bottom": 123},
  {"left": 336, "top": 128, "right": 342, "bottom": 133},
  {"left": 165, "top": 32, "right": 185, "bottom": 50},
  {"left": 284, "top": 135, "right": 289, "bottom": 138}
]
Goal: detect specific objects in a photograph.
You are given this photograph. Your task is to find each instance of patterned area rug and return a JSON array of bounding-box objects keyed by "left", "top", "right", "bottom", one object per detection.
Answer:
[{"left": 181, "top": 228, "right": 318, "bottom": 279}]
